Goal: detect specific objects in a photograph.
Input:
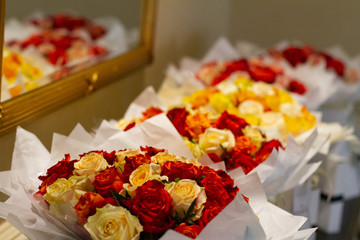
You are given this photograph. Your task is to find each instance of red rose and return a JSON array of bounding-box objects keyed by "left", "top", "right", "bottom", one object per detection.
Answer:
[
  {"left": 74, "top": 192, "right": 117, "bottom": 225},
  {"left": 174, "top": 223, "right": 203, "bottom": 239},
  {"left": 21, "top": 34, "right": 45, "bottom": 49},
  {"left": 249, "top": 65, "right": 277, "bottom": 83},
  {"left": 216, "top": 111, "right": 249, "bottom": 136},
  {"left": 288, "top": 79, "right": 307, "bottom": 95},
  {"left": 201, "top": 177, "right": 232, "bottom": 206},
  {"left": 37, "top": 154, "right": 77, "bottom": 195},
  {"left": 125, "top": 180, "right": 174, "bottom": 234},
  {"left": 166, "top": 108, "right": 191, "bottom": 138},
  {"left": 283, "top": 46, "right": 309, "bottom": 67},
  {"left": 207, "top": 153, "right": 223, "bottom": 163},
  {"left": 161, "top": 161, "right": 200, "bottom": 182},
  {"left": 93, "top": 167, "right": 123, "bottom": 197},
  {"left": 50, "top": 36, "right": 73, "bottom": 50},
  {"left": 140, "top": 106, "right": 163, "bottom": 122},
  {"left": 198, "top": 204, "right": 224, "bottom": 227},
  {"left": 225, "top": 59, "right": 249, "bottom": 73},
  {"left": 255, "top": 139, "right": 284, "bottom": 164},
  {"left": 211, "top": 59, "right": 249, "bottom": 86},
  {"left": 200, "top": 166, "right": 239, "bottom": 200},
  {"left": 86, "top": 24, "right": 107, "bottom": 40},
  {"left": 140, "top": 146, "right": 166, "bottom": 158},
  {"left": 89, "top": 45, "right": 107, "bottom": 56},
  {"left": 319, "top": 52, "right": 345, "bottom": 77},
  {"left": 48, "top": 49, "right": 67, "bottom": 65},
  {"left": 227, "top": 151, "right": 257, "bottom": 173},
  {"left": 124, "top": 122, "right": 136, "bottom": 131}
]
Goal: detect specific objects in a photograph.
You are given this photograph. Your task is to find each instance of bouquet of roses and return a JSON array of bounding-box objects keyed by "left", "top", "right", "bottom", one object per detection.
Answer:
[
  {"left": 3, "top": 11, "right": 129, "bottom": 98},
  {"left": 36, "top": 146, "right": 241, "bottom": 239},
  {"left": 195, "top": 57, "right": 307, "bottom": 95},
  {"left": 0, "top": 122, "right": 316, "bottom": 240},
  {"left": 236, "top": 39, "right": 360, "bottom": 109},
  {"left": 115, "top": 87, "right": 324, "bottom": 196},
  {"left": 1, "top": 47, "right": 44, "bottom": 100}
]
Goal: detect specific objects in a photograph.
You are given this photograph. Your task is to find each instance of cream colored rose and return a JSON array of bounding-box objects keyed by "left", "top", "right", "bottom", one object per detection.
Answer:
[
  {"left": 151, "top": 151, "right": 180, "bottom": 165},
  {"left": 165, "top": 179, "right": 207, "bottom": 220},
  {"left": 238, "top": 100, "right": 264, "bottom": 116},
  {"left": 120, "top": 183, "right": 137, "bottom": 199},
  {"left": 259, "top": 112, "right": 285, "bottom": 127},
  {"left": 199, "top": 127, "right": 235, "bottom": 156},
  {"left": 249, "top": 82, "right": 275, "bottom": 96},
  {"left": 216, "top": 80, "right": 238, "bottom": 94},
  {"left": 279, "top": 102, "right": 303, "bottom": 117},
  {"left": 116, "top": 117, "right": 140, "bottom": 131},
  {"left": 73, "top": 152, "right": 109, "bottom": 176},
  {"left": 44, "top": 178, "right": 74, "bottom": 203},
  {"left": 68, "top": 175, "right": 94, "bottom": 199},
  {"left": 259, "top": 112, "right": 288, "bottom": 143},
  {"left": 85, "top": 204, "right": 142, "bottom": 240},
  {"left": 129, "top": 163, "right": 168, "bottom": 187},
  {"left": 243, "top": 125, "right": 265, "bottom": 150}
]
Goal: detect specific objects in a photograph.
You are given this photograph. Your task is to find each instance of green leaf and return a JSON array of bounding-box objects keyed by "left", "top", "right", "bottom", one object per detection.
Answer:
[
  {"left": 174, "top": 178, "right": 180, "bottom": 182},
  {"left": 111, "top": 191, "right": 121, "bottom": 206},
  {"left": 161, "top": 179, "right": 171, "bottom": 184},
  {"left": 196, "top": 175, "right": 205, "bottom": 184},
  {"left": 168, "top": 115, "right": 173, "bottom": 120},
  {"left": 185, "top": 198, "right": 197, "bottom": 219}
]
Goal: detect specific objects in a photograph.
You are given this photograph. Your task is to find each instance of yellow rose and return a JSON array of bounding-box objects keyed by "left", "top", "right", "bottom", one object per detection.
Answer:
[
  {"left": 238, "top": 100, "right": 264, "bottom": 116},
  {"left": 243, "top": 126, "right": 265, "bottom": 151},
  {"left": 85, "top": 204, "right": 143, "bottom": 240},
  {"left": 165, "top": 179, "right": 207, "bottom": 220},
  {"left": 248, "top": 82, "right": 275, "bottom": 97},
  {"left": 208, "top": 93, "right": 235, "bottom": 113},
  {"left": 129, "top": 163, "right": 168, "bottom": 187},
  {"left": 234, "top": 77, "right": 253, "bottom": 90},
  {"left": 199, "top": 127, "right": 235, "bottom": 156},
  {"left": 151, "top": 151, "right": 180, "bottom": 165},
  {"left": 183, "top": 138, "right": 205, "bottom": 160},
  {"left": 74, "top": 152, "right": 109, "bottom": 176},
  {"left": 278, "top": 89, "right": 294, "bottom": 104}
]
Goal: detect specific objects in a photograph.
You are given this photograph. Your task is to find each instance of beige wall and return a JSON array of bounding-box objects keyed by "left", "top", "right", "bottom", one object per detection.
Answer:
[{"left": 229, "top": 0, "right": 360, "bottom": 55}]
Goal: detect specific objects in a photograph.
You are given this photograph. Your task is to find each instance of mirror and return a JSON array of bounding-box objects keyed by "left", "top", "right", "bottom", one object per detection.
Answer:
[{"left": 0, "top": 0, "right": 156, "bottom": 134}]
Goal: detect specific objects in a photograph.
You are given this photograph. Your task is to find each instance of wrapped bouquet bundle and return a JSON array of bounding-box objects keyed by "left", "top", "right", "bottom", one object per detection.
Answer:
[
  {"left": 1, "top": 47, "right": 46, "bottom": 100},
  {"left": 236, "top": 40, "right": 360, "bottom": 109},
  {"left": 0, "top": 121, "right": 315, "bottom": 240},
  {"left": 2, "top": 12, "right": 129, "bottom": 101},
  {"left": 116, "top": 86, "right": 324, "bottom": 196}
]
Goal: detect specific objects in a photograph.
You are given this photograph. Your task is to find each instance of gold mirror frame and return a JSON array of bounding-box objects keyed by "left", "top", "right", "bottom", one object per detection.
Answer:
[{"left": 0, "top": 0, "right": 156, "bottom": 135}]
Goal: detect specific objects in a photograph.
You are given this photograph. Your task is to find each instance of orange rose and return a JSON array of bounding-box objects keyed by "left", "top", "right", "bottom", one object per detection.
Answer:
[
  {"left": 185, "top": 112, "right": 214, "bottom": 139},
  {"left": 174, "top": 223, "right": 203, "bottom": 239}
]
